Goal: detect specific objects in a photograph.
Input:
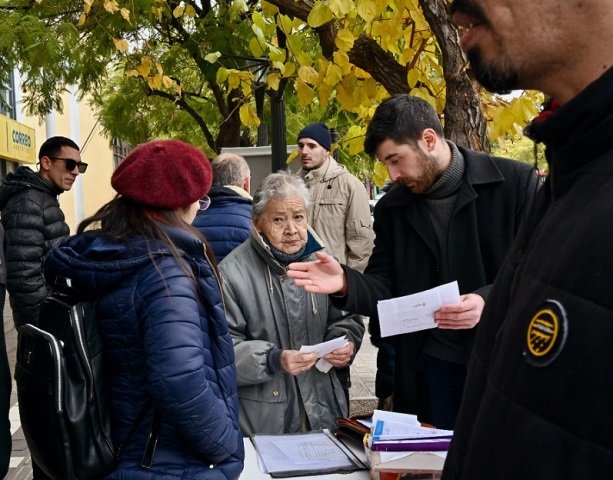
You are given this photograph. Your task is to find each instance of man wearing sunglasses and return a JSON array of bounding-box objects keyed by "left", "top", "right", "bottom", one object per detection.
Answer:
[
  {"left": 0, "top": 135, "right": 83, "bottom": 478},
  {"left": 0, "top": 135, "right": 83, "bottom": 328}
]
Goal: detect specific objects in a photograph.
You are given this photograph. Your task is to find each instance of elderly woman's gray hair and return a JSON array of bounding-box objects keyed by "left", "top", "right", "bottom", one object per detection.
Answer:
[{"left": 253, "top": 171, "right": 311, "bottom": 217}]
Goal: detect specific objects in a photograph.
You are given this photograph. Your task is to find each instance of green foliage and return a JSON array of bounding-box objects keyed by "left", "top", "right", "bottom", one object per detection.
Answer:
[
  {"left": 0, "top": 0, "right": 544, "bottom": 172},
  {"left": 492, "top": 134, "right": 548, "bottom": 173}
]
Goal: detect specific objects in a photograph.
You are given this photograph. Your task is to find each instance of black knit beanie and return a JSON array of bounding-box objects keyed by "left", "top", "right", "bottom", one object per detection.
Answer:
[{"left": 297, "top": 122, "right": 332, "bottom": 151}]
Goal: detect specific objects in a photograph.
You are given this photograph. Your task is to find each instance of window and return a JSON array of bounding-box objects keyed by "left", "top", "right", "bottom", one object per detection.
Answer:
[
  {"left": 0, "top": 73, "right": 16, "bottom": 119},
  {"left": 112, "top": 138, "right": 132, "bottom": 169}
]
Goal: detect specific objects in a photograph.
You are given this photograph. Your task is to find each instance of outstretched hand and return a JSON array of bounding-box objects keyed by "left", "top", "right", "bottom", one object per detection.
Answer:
[
  {"left": 286, "top": 251, "right": 347, "bottom": 294},
  {"left": 434, "top": 293, "right": 484, "bottom": 329}
]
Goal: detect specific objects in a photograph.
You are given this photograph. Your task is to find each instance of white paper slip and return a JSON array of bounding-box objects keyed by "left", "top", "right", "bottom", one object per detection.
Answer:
[
  {"left": 299, "top": 335, "right": 348, "bottom": 357},
  {"left": 377, "top": 281, "right": 460, "bottom": 337}
]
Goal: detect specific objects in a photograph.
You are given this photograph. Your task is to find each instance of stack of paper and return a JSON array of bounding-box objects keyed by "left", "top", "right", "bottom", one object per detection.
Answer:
[
  {"left": 369, "top": 410, "right": 453, "bottom": 452},
  {"left": 366, "top": 411, "right": 449, "bottom": 478}
]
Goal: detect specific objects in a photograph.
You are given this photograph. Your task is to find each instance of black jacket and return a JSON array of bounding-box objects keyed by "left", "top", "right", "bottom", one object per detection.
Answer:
[
  {"left": 333, "top": 147, "right": 538, "bottom": 414},
  {"left": 0, "top": 166, "right": 69, "bottom": 326},
  {"left": 443, "top": 68, "right": 613, "bottom": 479}
]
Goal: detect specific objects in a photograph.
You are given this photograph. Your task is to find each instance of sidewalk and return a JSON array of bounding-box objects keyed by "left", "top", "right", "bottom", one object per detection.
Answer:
[{"left": 3, "top": 302, "right": 378, "bottom": 479}]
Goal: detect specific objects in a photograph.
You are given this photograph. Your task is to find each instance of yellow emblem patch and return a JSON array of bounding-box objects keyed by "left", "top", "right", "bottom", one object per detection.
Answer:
[{"left": 524, "top": 299, "right": 568, "bottom": 367}]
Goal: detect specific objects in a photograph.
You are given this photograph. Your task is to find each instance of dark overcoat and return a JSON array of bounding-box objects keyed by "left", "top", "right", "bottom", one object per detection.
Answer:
[
  {"left": 444, "top": 68, "right": 613, "bottom": 478},
  {"left": 335, "top": 146, "right": 538, "bottom": 414}
]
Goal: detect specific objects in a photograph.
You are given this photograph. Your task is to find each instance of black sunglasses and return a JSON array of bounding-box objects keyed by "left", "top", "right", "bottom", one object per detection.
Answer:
[{"left": 48, "top": 157, "right": 89, "bottom": 173}]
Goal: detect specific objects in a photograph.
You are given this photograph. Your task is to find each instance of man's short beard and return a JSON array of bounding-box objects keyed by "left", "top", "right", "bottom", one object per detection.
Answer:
[{"left": 467, "top": 50, "right": 519, "bottom": 94}]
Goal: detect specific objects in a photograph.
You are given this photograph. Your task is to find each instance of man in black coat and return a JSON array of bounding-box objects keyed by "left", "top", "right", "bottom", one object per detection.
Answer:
[
  {"left": 288, "top": 94, "right": 539, "bottom": 429},
  {"left": 0, "top": 136, "right": 84, "bottom": 478},
  {"left": 437, "top": 0, "right": 613, "bottom": 477},
  {"left": 0, "top": 136, "right": 84, "bottom": 328}
]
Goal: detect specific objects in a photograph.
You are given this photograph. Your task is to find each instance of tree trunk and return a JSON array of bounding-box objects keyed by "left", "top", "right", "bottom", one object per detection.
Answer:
[
  {"left": 269, "top": 0, "right": 489, "bottom": 152},
  {"left": 348, "top": 36, "right": 409, "bottom": 95},
  {"left": 419, "top": 0, "right": 489, "bottom": 151}
]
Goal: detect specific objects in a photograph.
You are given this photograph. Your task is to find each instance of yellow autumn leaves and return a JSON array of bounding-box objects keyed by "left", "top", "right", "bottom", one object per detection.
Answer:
[{"left": 126, "top": 57, "right": 180, "bottom": 94}]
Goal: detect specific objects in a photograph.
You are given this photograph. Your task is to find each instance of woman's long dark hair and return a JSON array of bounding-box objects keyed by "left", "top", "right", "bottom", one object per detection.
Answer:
[{"left": 77, "top": 195, "right": 219, "bottom": 275}]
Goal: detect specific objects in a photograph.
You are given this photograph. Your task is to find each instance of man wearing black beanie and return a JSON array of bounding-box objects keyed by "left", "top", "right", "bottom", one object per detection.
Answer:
[{"left": 297, "top": 122, "right": 373, "bottom": 273}]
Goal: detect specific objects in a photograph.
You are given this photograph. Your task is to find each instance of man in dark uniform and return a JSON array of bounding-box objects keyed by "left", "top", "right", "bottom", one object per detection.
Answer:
[
  {"left": 440, "top": 0, "right": 613, "bottom": 477},
  {"left": 287, "top": 94, "right": 539, "bottom": 429}
]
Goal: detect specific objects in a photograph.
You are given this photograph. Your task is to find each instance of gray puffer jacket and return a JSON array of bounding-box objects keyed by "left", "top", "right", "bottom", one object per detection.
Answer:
[
  {"left": 0, "top": 166, "right": 69, "bottom": 326},
  {"left": 219, "top": 228, "right": 364, "bottom": 436}
]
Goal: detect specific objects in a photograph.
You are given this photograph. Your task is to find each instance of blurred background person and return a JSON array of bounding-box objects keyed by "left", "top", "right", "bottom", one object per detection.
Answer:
[
  {"left": 296, "top": 122, "right": 373, "bottom": 272},
  {"left": 193, "top": 152, "right": 252, "bottom": 262},
  {"left": 44, "top": 140, "right": 244, "bottom": 479},
  {"left": 219, "top": 171, "right": 364, "bottom": 436}
]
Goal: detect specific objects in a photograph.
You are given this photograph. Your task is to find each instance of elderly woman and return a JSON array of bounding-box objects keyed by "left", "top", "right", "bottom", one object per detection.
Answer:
[{"left": 219, "top": 171, "right": 364, "bottom": 436}]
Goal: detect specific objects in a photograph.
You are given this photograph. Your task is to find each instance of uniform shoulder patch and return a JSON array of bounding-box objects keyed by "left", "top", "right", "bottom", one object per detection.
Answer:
[{"left": 523, "top": 299, "right": 568, "bottom": 367}]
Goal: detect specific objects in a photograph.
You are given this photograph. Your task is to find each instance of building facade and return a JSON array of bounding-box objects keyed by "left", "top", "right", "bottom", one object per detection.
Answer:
[{"left": 0, "top": 72, "right": 119, "bottom": 232}]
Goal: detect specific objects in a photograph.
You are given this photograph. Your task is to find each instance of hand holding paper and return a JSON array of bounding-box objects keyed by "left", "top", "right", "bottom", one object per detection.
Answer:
[
  {"left": 377, "top": 281, "right": 460, "bottom": 337},
  {"left": 299, "top": 336, "right": 349, "bottom": 373},
  {"left": 434, "top": 292, "right": 485, "bottom": 329},
  {"left": 281, "top": 350, "right": 319, "bottom": 376}
]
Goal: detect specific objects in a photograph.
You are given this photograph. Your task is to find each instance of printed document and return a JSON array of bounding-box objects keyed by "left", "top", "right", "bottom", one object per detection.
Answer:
[
  {"left": 252, "top": 430, "right": 364, "bottom": 476},
  {"left": 377, "top": 281, "right": 460, "bottom": 337}
]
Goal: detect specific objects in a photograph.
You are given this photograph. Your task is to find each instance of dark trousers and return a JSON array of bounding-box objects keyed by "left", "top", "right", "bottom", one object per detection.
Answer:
[
  {"left": 415, "top": 353, "right": 467, "bottom": 430},
  {"left": 0, "top": 287, "right": 11, "bottom": 478}
]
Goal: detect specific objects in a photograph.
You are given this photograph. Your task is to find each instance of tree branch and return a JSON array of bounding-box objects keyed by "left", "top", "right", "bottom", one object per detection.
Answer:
[{"left": 149, "top": 88, "right": 217, "bottom": 153}]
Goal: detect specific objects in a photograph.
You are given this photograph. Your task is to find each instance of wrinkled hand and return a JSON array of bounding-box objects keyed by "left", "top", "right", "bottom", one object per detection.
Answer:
[
  {"left": 281, "top": 350, "right": 319, "bottom": 376},
  {"left": 323, "top": 341, "right": 355, "bottom": 368},
  {"left": 434, "top": 293, "right": 484, "bottom": 329},
  {"left": 287, "top": 251, "right": 347, "bottom": 294}
]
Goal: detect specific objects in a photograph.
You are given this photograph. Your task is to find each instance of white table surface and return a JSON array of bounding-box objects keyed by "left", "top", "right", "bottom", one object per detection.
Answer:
[{"left": 240, "top": 437, "right": 371, "bottom": 479}]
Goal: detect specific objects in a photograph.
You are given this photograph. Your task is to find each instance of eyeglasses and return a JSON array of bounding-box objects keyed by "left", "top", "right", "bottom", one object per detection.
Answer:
[
  {"left": 48, "top": 157, "right": 89, "bottom": 173},
  {"left": 198, "top": 196, "right": 211, "bottom": 211}
]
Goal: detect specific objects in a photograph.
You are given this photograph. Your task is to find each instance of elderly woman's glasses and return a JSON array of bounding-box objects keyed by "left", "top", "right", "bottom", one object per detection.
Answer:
[
  {"left": 48, "top": 157, "right": 89, "bottom": 173},
  {"left": 198, "top": 196, "right": 211, "bottom": 211}
]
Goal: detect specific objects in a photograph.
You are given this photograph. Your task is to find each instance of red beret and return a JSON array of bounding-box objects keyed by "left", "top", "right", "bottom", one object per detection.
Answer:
[{"left": 111, "top": 139, "right": 212, "bottom": 209}]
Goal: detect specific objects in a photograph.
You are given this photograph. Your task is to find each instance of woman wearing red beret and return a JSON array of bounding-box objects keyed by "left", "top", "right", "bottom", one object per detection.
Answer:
[{"left": 44, "top": 140, "right": 244, "bottom": 479}]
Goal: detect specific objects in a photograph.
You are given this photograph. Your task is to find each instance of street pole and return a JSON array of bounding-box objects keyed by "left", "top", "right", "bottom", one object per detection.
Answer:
[
  {"left": 255, "top": 83, "right": 268, "bottom": 147},
  {"left": 269, "top": 82, "right": 287, "bottom": 173},
  {"left": 329, "top": 127, "right": 339, "bottom": 160}
]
